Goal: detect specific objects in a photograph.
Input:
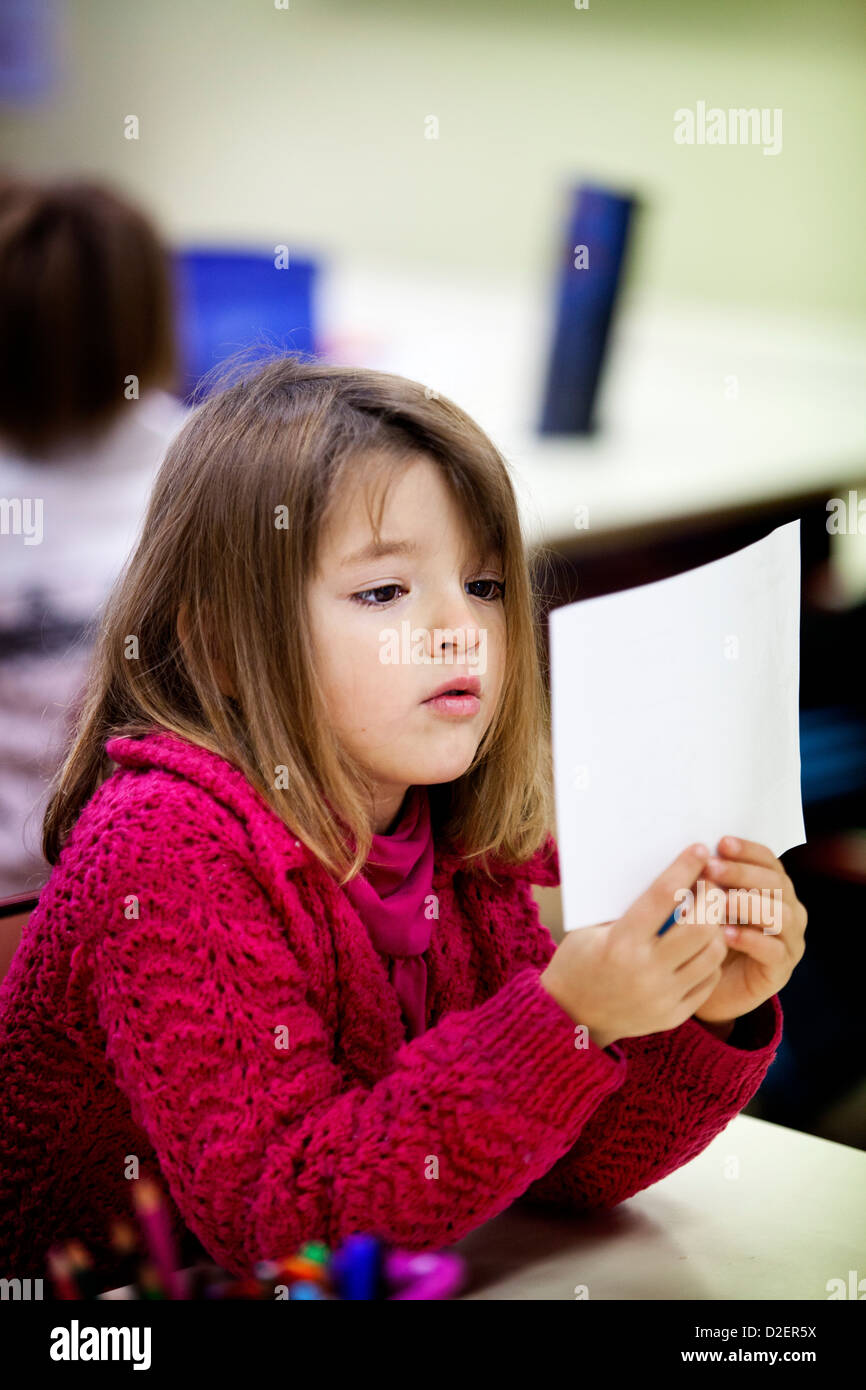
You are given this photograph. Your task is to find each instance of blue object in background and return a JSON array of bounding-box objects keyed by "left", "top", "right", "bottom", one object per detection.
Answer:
[
  {"left": 538, "top": 182, "right": 638, "bottom": 435},
  {"left": 798, "top": 705, "right": 866, "bottom": 804},
  {"left": 172, "top": 248, "right": 318, "bottom": 402},
  {"left": 0, "top": 0, "right": 58, "bottom": 103}
]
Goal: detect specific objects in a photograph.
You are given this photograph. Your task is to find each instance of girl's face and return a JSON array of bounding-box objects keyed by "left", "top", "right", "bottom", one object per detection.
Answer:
[{"left": 307, "top": 454, "right": 506, "bottom": 834}]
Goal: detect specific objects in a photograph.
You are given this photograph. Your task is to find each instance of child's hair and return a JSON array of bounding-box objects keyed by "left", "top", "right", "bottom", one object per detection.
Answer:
[
  {"left": 0, "top": 172, "right": 177, "bottom": 458},
  {"left": 42, "top": 351, "right": 556, "bottom": 884}
]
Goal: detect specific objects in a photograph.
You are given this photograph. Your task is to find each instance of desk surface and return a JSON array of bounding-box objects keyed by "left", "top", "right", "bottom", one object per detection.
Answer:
[
  {"left": 97, "top": 1116, "right": 863, "bottom": 1301},
  {"left": 319, "top": 262, "right": 866, "bottom": 550},
  {"left": 452, "top": 1113, "right": 866, "bottom": 1299}
]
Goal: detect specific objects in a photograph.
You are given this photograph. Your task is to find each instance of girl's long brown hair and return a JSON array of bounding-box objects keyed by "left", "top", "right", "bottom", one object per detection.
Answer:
[{"left": 42, "top": 352, "right": 556, "bottom": 885}]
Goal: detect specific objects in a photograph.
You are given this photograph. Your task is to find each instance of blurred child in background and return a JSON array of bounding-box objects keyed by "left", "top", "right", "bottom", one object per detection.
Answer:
[{"left": 0, "top": 174, "right": 188, "bottom": 894}]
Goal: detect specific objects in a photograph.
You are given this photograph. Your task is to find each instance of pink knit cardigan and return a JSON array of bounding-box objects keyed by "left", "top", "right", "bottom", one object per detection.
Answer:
[{"left": 0, "top": 730, "right": 783, "bottom": 1283}]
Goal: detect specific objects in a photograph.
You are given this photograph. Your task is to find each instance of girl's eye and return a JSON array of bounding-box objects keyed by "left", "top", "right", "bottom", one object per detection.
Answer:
[
  {"left": 466, "top": 578, "right": 505, "bottom": 602},
  {"left": 350, "top": 585, "right": 405, "bottom": 608},
  {"left": 351, "top": 579, "right": 505, "bottom": 608}
]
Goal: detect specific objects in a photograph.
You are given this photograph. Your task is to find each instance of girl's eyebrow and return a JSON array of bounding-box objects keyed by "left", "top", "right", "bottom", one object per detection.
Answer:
[
  {"left": 339, "top": 538, "right": 421, "bottom": 568},
  {"left": 339, "top": 538, "right": 498, "bottom": 570}
]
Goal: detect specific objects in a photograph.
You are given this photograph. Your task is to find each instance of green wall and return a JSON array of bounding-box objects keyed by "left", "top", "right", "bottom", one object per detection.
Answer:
[{"left": 1, "top": 0, "right": 863, "bottom": 321}]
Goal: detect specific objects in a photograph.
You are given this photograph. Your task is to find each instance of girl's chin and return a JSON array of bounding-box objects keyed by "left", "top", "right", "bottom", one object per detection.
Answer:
[
  {"left": 410, "top": 759, "right": 477, "bottom": 786},
  {"left": 365, "top": 727, "right": 483, "bottom": 788}
]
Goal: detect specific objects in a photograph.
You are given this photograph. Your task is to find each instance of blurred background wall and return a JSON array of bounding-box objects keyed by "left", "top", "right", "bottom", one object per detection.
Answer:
[{"left": 1, "top": 0, "right": 864, "bottom": 325}]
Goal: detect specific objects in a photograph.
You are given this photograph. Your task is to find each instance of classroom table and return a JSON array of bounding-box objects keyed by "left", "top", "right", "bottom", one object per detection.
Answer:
[
  {"left": 96, "top": 1114, "right": 863, "bottom": 1301},
  {"left": 451, "top": 1113, "right": 866, "bottom": 1300},
  {"left": 317, "top": 259, "right": 866, "bottom": 556}
]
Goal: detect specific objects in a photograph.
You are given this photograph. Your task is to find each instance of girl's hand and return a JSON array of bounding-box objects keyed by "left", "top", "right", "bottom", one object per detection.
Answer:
[
  {"left": 691, "top": 835, "right": 808, "bottom": 1027},
  {"left": 541, "top": 844, "right": 739, "bottom": 1049}
]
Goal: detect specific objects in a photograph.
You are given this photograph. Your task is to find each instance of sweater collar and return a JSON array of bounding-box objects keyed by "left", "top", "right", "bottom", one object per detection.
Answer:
[{"left": 103, "top": 730, "right": 559, "bottom": 887}]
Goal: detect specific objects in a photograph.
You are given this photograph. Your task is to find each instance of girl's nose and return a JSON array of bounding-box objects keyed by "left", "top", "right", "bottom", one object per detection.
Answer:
[
  {"left": 425, "top": 586, "right": 488, "bottom": 662},
  {"left": 433, "top": 628, "right": 483, "bottom": 664}
]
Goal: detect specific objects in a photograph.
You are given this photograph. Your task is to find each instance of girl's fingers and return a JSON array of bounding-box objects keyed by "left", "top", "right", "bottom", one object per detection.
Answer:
[
  {"left": 716, "top": 886, "right": 789, "bottom": 935},
  {"left": 722, "top": 922, "right": 787, "bottom": 967},
  {"left": 704, "top": 858, "right": 789, "bottom": 897},
  {"left": 705, "top": 861, "right": 802, "bottom": 942},
  {"left": 680, "top": 967, "right": 723, "bottom": 1004},
  {"left": 705, "top": 854, "right": 807, "bottom": 951},
  {"left": 717, "top": 837, "right": 783, "bottom": 873},
  {"left": 621, "top": 843, "right": 712, "bottom": 944},
  {"left": 672, "top": 930, "right": 727, "bottom": 984}
]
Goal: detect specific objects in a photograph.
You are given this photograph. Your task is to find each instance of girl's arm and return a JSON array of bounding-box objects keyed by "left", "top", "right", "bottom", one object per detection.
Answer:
[
  {"left": 81, "top": 786, "right": 632, "bottom": 1276},
  {"left": 509, "top": 876, "right": 784, "bottom": 1214}
]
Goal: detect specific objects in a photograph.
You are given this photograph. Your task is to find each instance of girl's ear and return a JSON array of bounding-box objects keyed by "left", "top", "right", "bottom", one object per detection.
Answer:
[{"left": 177, "top": 599, "right": 237, "bottom": 699}]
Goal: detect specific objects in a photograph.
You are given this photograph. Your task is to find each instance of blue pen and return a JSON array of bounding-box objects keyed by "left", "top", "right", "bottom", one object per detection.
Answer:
[{"left": 657, "top": 907, "right": 681, "bottom": 936}]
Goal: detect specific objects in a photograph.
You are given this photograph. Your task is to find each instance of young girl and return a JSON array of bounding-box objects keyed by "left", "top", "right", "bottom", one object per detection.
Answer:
[{"left": 0, "top": 355, "right": 806, "bottom": 1289}]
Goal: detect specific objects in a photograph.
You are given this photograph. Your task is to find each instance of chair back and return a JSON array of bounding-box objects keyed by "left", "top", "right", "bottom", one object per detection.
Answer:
[{"left": 0, "top": 893, "right": 40, "bottom": 984}]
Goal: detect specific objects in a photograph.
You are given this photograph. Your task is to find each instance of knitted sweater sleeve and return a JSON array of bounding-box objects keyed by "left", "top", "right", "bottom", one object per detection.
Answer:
[
  {"left": 513, "top": 879, "right": 784, "bottom": 1213},
  {"left": 82, "top": 790, "right": 630, "bottom": 1274}
]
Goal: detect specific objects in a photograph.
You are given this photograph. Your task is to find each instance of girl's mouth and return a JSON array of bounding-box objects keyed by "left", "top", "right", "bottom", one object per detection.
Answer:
[{"left": 422, "top": 690, "right": 481, "bottom": 717}]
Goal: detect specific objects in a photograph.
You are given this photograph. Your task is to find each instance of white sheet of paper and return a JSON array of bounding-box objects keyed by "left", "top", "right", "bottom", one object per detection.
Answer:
[{"left": 550, "top": 520, "right": 806, "bottom": 930}]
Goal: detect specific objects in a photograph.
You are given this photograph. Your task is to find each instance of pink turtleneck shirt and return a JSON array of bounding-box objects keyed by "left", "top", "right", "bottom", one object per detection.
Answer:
[{"left": 341, "top": 784, "right": 435, "bottom": 1041}]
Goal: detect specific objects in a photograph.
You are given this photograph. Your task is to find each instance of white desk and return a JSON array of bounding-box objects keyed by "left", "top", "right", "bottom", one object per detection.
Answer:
[
  {"left": 95, "top": 1117, "right": 863, "bottom": 1301},
  {"left": 317, "top": 261, "right": 866, "bottom": 554},
  {"left": 452, "top": 1113, "right": 866, "bottom": 1299}
]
